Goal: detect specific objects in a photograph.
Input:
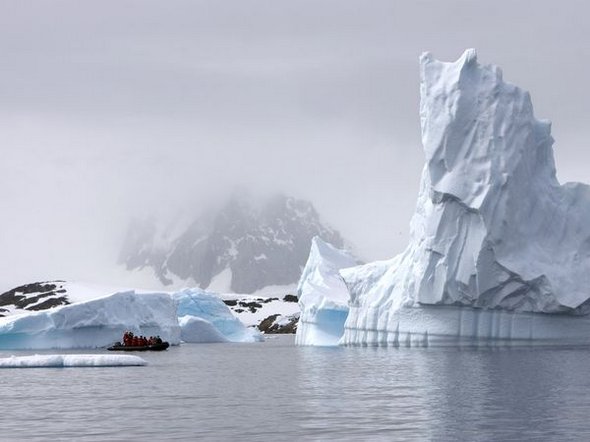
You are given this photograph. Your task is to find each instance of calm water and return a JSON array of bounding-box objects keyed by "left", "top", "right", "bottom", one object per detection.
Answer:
[{"left": 1, "top": 336, "right": 590, "bottom": 441}]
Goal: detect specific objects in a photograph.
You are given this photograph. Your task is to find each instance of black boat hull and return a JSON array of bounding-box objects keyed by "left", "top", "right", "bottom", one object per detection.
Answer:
[{"left": 107, "top": 342, "right": 170, "bottom": 351}]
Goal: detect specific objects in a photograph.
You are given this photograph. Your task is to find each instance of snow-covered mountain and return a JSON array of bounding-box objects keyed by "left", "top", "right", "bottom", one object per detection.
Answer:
[{"left": 118, "top": 194, "right": 345, "bottom": 294}]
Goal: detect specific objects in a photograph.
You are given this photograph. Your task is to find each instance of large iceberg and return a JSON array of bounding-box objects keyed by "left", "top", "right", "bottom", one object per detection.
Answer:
[
  {"left": 295, "top": 237, "right": 358, "bottom": 346},
  {"left": 299, "top": 49, "right": 590, "bottom": 347}
]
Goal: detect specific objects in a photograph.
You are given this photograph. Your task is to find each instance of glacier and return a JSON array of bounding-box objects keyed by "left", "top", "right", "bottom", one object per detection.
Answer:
[
  {"left": 0, "top": 287, "right": 260, "bottom": 349},
  {"left": 298, "top": 49, "right": 590, "bottom": 347},
  {"left": 295, "top": 237, "right": 359, "bottom": 346}
]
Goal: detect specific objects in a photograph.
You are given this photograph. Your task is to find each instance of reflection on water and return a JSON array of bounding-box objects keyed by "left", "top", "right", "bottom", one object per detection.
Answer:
[
  {"left": 298, "top": 344, "right": 590, "bottom": 441},
  {"left": 1, "top": 338, "right": 590, "bottom": 440}
]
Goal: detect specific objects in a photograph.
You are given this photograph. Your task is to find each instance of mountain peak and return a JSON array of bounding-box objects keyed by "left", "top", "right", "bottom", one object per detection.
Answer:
[{"left": 119, "top": 193, "right": 346, "bottom": 293}]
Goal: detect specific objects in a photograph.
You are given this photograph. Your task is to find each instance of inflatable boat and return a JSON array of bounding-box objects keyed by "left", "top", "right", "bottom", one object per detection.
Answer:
[{"left": 107, "top": 341, "right": 169, "bottom": 351}]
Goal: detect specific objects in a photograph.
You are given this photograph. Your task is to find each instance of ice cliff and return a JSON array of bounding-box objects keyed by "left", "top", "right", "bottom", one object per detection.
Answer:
[
  {"left": 299, "top": 49, "right": 590, "bottom": 347},
  {"left": 295, "top": 237, "right": 359, "bottom": 346}
]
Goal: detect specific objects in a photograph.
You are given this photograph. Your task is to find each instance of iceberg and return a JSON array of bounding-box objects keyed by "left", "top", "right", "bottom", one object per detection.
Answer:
[
  {"left": 174, "top": 288, "right": 262, "bottom": 343},
  {"left": 0, "top": 291, "right": 181, "bottom": 350},
  {"left": 177, "top": 316, "right": 230, "bottom": 343},
  {"left": 295, "top": 237, "right": 359, "bottom": 346},
  {"left": 298, "top": 49, "right": 590, "bottom": 347},
  {"left": 0, "top": 354, "right": 147, "bottom": 368},
  {"left": 0, "top": 284, "right": 261, "bottom": 349}
]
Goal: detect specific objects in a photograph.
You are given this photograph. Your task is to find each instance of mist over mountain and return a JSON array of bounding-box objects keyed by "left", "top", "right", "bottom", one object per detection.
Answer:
[{"left": 118, "top": 194, "right": 346, "bottom": 293}]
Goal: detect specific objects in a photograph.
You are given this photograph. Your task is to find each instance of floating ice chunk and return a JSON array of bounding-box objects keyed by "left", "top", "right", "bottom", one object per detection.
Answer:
[{"left": 0, "top": 354, "right": 147, "bottom": 368}]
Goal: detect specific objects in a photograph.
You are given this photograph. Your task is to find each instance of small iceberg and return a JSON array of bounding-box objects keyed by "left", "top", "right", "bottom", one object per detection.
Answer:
[
  {"left": 0, "top": 354, "right": 147, "bottom": 368},
  {"left": 174, "top": 288, "right": 263, "bottom": 343}
]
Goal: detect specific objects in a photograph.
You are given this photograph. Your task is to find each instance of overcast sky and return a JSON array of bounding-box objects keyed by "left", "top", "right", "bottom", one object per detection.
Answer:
[{"left": 2, "top": 0, "right": 590, "bottom": 290}]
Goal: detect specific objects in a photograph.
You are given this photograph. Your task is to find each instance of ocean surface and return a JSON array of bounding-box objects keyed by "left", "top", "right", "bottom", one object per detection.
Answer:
[{"left": 2, "top": 336, "right": 590, "bottom": 441}]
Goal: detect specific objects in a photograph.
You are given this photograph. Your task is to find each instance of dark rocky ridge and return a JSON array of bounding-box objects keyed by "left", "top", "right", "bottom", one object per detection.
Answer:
[{"left": 119, "top": 194, "right": 344, "bottom": 294}]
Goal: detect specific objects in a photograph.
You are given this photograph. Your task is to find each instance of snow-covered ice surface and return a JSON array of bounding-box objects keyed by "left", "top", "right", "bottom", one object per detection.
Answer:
[
  {"left": 298, "top": 49, "right": 590, "bottom": 347},
  {"left": 174, "top": 288, "right": 262, "bottom": 343},
  {"left": 0, "top": 291, "right": 181, "bottom": 350},
  {"left": 295, "top": 237, "right": 359, "bottom": 346},
  {"left": 0, "top": 354, "right": 147, "bottom": 368},
  {"left": 64, "top": 281, "right": 142, "bottom": 303}
]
